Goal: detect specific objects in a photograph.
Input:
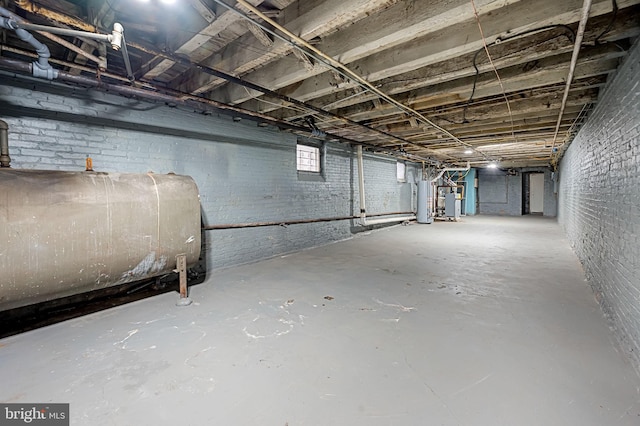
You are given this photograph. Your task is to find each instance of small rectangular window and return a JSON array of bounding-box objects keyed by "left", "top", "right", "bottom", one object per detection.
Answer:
[
  {"left": 297, "top": 144, "right": 321, "bottom": 173},
  {"left": 397, "top": 161, "right": 406, "bottom": 182}
]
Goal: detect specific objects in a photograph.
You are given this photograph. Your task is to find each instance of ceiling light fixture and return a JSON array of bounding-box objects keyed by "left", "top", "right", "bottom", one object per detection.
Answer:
[
  {"left": 465, "top": 149, "right": 473, "bottom": 154},
  {"left": 487, "top": 162, "right": 498, "bottom": 169}
]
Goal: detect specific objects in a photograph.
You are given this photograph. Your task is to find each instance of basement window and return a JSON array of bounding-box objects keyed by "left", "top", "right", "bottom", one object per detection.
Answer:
[
  {"left": 397, "top": 161, "right": 406, "bottom": 182},
  {"left": 297, "top": 142, "right": 325, "bottom": 182},
  {"left": 297, "top": 144, "right": 320, "bottom": 172}
]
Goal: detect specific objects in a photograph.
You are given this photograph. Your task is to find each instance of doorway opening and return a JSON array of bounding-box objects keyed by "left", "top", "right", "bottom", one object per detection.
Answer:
[{"left": 522, "top": 172, "right": 544, "bottom": 215}]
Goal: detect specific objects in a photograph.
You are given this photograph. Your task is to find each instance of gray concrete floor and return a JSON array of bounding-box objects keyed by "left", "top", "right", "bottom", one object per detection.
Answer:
[{"left": 1, "top": 216, "right": 639, "bottom": 425}]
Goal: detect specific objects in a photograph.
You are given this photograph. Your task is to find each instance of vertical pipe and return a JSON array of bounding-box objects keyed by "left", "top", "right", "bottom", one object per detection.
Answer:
[
  {"left": 175, "top": 254, "right": 192, "bottom": 306},
  {"left": 356, "top": 144, "right": 416, "bottom": 226},
  {"left": 0, "top": 7, "right": 105, "bottom": 70},
  {"left": 0, "top": 14, "right": 57, "bottom": 79},
  {"left": 0, "top": 119, "right": 9, "bottom": 168},
  {"left": 357, "top": 145, "right": 367, "bottom": 224}
]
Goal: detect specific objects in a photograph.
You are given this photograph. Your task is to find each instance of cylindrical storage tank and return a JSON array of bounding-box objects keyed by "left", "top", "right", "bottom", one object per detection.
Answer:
[
  {"left": 416, "top": 180, "right": 433, "bottom": 224},
  {"left": 0, "top": 169, "right": 201, "bottom": 311}
]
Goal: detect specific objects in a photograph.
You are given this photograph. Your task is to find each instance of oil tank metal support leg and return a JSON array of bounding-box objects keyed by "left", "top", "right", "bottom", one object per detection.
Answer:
[{"left": 175, "top": 253, "right": 192, "bottom": 306}]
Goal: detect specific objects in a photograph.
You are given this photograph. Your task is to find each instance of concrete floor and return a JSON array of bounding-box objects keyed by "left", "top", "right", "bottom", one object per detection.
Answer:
[{"left": 1, "top": 216, "right": 639, "bottom": 425}]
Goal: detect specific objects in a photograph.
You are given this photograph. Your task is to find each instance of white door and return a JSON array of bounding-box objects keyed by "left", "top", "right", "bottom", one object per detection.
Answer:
[{"left": 530, "top": 173, "right": 544, "bottom": 214}]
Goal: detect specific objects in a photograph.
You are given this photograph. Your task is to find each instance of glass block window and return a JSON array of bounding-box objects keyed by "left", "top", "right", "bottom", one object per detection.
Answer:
[{"left": 297, "top": 144, "right": 321, "bottom": 172}]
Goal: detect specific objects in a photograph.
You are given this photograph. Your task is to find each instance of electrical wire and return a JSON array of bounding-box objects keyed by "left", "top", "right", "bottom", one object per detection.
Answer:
[
  {"left": 469, "top": 0, "right": 517, "bottom": 145},
  {"left": 243, "top": 86, "right": 310, "bottom": 114},
  {"left": 460, "top": 25, "right": 575, "bottom": 124},
  {"left": 594, "top": 0, "right": 618, "bottom": 44},
  {"left": 210, "top": 0, "right": 486, "bottom": 162}
]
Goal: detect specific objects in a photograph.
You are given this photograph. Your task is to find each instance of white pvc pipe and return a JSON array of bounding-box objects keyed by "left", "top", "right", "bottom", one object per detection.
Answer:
[
  {"left": 551, "top": 0, "right": 592, "bottom": 151},
  {"left": 0, "top": 15, "right": 57, "bottom": 79},
  {"left": 357, "top": 145, "right": 367, "bottom": 223},
  {"left": 356, "top": 145, "right": 416, "bottom": 226}
]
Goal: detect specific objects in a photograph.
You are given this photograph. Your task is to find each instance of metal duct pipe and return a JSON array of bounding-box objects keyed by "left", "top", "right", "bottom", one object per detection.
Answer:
[
  {"left": 357, "top": 145, "right": 416, "bottom": 226},
  {"left": 0, "top": 119, "right": 9, "bottom": 168},
  {"left": 0, "top": 16, "right": 57, "bottom": 79}
]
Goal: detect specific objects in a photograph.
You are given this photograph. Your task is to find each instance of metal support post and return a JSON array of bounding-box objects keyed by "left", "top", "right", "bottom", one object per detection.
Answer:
[{"left": 175, "top": 253, "right": 192, "bottom": 306}]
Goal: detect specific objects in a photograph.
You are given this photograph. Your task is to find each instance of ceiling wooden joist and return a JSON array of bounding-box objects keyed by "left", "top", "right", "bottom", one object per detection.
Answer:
[{"left": 0, "top": 0, "right": 638, "bottom": 167}]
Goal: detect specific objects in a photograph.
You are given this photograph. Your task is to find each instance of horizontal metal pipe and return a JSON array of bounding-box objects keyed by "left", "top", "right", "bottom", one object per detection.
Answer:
[
  {"left": 0, "top": 44, "right": 129, "bottom": 82},
  {"left": 0, "top": 57, "right": 421, "bottom": 159},
  {"left": 2, "top": 0, "right": 436, "bottom": 164},
  {"left": 0, "top": 57, "right": 310, "bottom": 129},
  {"left": 126, "top": 39, "right": 438, "bottom": 164},
  {"left": 203, "top": 212, "right": 415, "bottom": 230}
]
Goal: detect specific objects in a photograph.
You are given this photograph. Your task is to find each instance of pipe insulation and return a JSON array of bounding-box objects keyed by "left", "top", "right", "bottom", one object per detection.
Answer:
[{"left": 0, "top": 119, "right": 9, "bottom": 168}]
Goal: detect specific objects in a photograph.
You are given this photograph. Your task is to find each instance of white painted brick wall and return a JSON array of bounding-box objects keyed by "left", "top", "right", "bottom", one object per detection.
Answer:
[
  {"left": 558, "top": 40, "right": 640, "bottom": 370},
  {"left": 0, "top": 74, "right": 416, "bottom": 271}
]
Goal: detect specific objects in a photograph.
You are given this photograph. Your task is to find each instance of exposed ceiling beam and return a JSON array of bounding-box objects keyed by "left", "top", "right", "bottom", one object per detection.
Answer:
[
  {"left": 142, "top": 0, "right": 268, "bottom": 80},
  {"left": 173, "top": 0, "right": 403, "bottom": 94},
  {"left": 218, "top": 0, "right": 636, "bottom": 111},
  {"left": 254, "top": 10, "right": 639, "bottom": 119},
  {"left": 212, "top": 0, "right": 524, "bottom": 104}
]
